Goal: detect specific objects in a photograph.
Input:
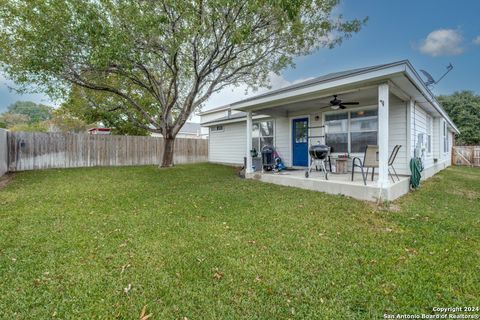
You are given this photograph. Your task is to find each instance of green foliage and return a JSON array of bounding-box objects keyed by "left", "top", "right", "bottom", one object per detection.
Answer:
[
  {"left": 9, "top": 120, "right": 49, "bottom": 132},
  {"left": 438, "top": 91, "right": 480, "bottom": 145},
  {"left": 49, "top": 107, "right": 90, "bottom": 133},
  {"left": 0, "top": 111, "right": 29, "bottom": 128},
  {"left": 0, "top": 164, "right": 479, "bottom": 318},
  {"left": 61, "top": 85, "right": 149, "bottom": 136},
  {"left": 6, "top": 101, "right": 53, "bottom": 123},
  {"left": 0, "top": 0, "right": 365, "bottom": 159}
]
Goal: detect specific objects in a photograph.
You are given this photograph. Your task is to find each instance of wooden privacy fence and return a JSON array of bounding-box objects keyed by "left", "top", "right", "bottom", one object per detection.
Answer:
[
  {"left": 0, "top": 129, "right": 7, "bottom": 176},
  {"left": 7, "top": 131, "right": 208, "bottom": 171},
  {"left": 452, "top": 146, "right": 480, "bottom": 167}
]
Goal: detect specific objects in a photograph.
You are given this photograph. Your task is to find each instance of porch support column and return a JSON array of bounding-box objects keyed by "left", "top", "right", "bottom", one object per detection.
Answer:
[
  {"left": 377, "top": 83, "right": 390, "bottom": 188},
  {"left": 246, "top": 110, "right": 253, "bottom": 174}
]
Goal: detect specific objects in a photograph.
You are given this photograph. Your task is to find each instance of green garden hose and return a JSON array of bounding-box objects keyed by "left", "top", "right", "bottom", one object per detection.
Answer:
[{"left": 409, "top": 158, "right": 423, "bottom": 189}]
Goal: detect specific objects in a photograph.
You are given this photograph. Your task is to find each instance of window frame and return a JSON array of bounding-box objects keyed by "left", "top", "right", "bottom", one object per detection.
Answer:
[
  {"left": 443, "top": 121, "right": 448, "bottom": 153},
  {"left": 426, "top": 114, "right": 433, "bottom": 154},
  {"left": 210, "top": 125, "right": 224, "bottom": 133},
  {"left": 323, "top": 105, "right": 378, "bottom": 155},
  {"left": 252, "top": 119, "right": 275, "bottom": 155}
]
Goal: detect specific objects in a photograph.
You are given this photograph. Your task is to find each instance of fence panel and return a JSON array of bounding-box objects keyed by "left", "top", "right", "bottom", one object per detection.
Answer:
[
  {"left": 0, "top": 129, "right": 7, "bottom": 176},
  {"left": 452, "top": 146, "right": 480, "bottom": 167},
  {"left": 7, "top": 132, "right": 208, "bottom": 171}
]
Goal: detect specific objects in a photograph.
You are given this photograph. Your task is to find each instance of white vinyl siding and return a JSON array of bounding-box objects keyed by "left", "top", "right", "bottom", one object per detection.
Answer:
[
  {"left": 388, "top": 97, "right": 408, "bottom": 175},
  {"left": 208, "top": 121, "right": 246, "bottom": 165},
  {"left": 410, "top": 103, "right": 433, "bottom": 169},
  {"left": 274, "top": 117, "right": 291, "bottom": 167}
]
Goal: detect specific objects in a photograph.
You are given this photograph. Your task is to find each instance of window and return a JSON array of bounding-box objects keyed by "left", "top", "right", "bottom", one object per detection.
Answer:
[
  {"left": 325, "top": 109, "right": 378, "bottom": 154},
  {"left": 325, "top": 112, "right": 348, "bottom": 152},
  {"left": 443, "top": 121, "right": 448, "bottom": 153},
  {"left": 350, "top": 110, "right": 378, "bottom": 153},
  {"left": 252, "top": 120, "right": 274, "bottom": 154},
  {"left": 426, "top": 115, "right": 432, "bottom": 154},
  {"left": 211, "top": 125, "right": 224, "bottom": 132},
  {"left": 294, "top": 120, "right": 308, "bottom": 143}
]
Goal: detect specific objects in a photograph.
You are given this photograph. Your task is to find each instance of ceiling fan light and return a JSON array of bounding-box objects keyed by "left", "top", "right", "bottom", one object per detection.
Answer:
[{"left": 331, "top": 105, "right": 340, "bottom": 110}]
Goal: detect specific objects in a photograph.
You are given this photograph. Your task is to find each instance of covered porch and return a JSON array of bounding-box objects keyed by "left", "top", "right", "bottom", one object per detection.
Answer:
[
  {"left": 243, "top": 81, "right": 408, "bottom": 199},
  {"left": 251, "top": 169, "right": 410, "bottom": 202},
  {"left": 236, "top": 63, "right": 423, "bottom": 201}
]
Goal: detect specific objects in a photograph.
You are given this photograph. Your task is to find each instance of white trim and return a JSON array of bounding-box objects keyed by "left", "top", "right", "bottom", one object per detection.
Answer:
[
  {"left": 406, "top": 100, "right": 413, "bottom": 161},
  {"left": 210, "top": 125, "right": 225, "bottom": 133},
  {"left": 198, "top": 105, "right": 230, "bottom": 116},
  {"left": 251, "top": 118, "right": 276, "bottom": 154},
  {"left": 426, "top": 114, "right": 433, "bottom": 155},
  {"left": 246, "top": 111, "right": 253, "bottom": 173},
  {"left": 201, "top": 115, "right": 269, "bottom": 127},
  {"left": 289, "top": 114, "right": 311, "bottom": 167},
  {"left": 378, "top": 83, "right": 390, "bottom": 187}
]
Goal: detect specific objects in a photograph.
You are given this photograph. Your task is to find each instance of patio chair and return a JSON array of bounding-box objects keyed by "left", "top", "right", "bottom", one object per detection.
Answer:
[
  {"left": 352, "top": 145, "right": 402, "bottom": 185},
  {"left": 388, "top": 145, "right": 402, "bottom": 182},
  {"left": 351, "top": 145, "right": 379, "bottom": 185}
]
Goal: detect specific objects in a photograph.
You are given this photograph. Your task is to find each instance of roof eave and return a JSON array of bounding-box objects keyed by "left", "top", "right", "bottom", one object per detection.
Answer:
[
  {"left": 229, "top": 60, "right": 459, "bottom": 134},
  {"left": 231, "top": 62, "right": 409, "bottom": 111},
  {"left": 197, "top": 105, "right": 231, "bottom": 116},
  {"left": 201, "top": 114, "right": 270, "bottom": 126},
  {"left": 401, "top": 62, "right": 460, "bottom": 134}
]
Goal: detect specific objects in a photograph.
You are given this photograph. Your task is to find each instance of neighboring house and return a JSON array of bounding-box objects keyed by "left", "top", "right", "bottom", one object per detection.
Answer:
[
  {"left": 88, "top": 127, "right": 111, "bottom": 135},
  {"left": 151, "top": 121, "right": 208, "bottom": 139},
  {"left": 200, "top": 60, "right": 459, "bottom": 201}
]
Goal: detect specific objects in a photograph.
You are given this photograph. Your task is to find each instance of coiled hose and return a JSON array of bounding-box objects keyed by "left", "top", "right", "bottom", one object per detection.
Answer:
[{"left": 409, "top": 158, "right": 423, "bottom": 189}]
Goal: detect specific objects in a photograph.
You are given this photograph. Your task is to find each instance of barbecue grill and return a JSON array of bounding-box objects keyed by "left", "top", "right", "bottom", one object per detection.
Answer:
[
  {"left": 261, "top": 145, "right": 275, "bottom": 171},
  {"left": 305, "top": 144, "right": 330, "bottom": 179},
  {"left": 309, "top": 144, "right": 329, "bottom": 160}
]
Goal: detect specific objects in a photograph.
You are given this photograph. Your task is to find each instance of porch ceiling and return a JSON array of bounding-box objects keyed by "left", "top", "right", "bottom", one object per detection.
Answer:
[{"left": 252, "top": 86, "right": 379, "bottom": 117}]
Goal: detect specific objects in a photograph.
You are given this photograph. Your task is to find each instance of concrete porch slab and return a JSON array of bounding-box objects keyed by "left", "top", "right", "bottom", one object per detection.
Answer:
[{"left": 246, "top": 169, "right": 410, "bottom": 202}]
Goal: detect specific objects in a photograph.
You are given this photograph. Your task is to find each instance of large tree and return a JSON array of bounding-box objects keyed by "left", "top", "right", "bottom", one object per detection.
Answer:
[
  {"left": 0, "top": 0, "right": 365, "bottom": 166},
  {"left": 438, "top": 91, "right": 480, "bottom": 145}
]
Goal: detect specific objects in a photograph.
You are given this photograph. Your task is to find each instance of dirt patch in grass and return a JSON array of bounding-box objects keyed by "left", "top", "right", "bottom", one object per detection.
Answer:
[
  {"left": 366, "top": 200, "right": 402, "bottom": 213},
  {"left": 0, "top": 173, "right": 14, "bottom": 190},
  {"left": 450, "top": 188, "right": 479, "bottom": 200}
]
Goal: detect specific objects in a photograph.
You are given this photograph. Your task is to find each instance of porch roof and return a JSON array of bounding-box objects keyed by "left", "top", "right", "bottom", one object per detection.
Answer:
[{"left": 229, "top": 60, "right": 459, "bottom": 133}]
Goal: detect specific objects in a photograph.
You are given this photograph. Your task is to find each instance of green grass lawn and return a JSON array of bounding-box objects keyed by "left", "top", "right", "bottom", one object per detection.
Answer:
[{"left": 0, "top": 164, "right": 479, "bottom": 319}]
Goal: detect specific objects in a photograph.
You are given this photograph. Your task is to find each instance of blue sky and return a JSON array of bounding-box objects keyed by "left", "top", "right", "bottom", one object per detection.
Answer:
[
  {"left": 284, "top": 0, "right": 480, "bottom": 95},
  {"left": 1, "top": 0, "right": 480, "bottom": 115}
]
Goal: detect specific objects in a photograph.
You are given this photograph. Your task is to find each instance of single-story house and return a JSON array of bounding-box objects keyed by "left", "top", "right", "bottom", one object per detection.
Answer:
[
  {"left": 151, "top": 122, "right": 209, "bottom": 139},
  {"left": 199, "top": 60, "right": 459, "bottom": 201}
]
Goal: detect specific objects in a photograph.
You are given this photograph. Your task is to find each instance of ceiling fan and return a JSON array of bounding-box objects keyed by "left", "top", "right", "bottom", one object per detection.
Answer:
[{"left": 326, "top": 94, "right": 359, "bottom": 110}]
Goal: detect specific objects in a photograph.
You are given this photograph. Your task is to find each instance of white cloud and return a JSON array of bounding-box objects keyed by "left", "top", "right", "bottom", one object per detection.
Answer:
[
  {"left": 473, "top": 36, "right": 480, "bottom": 45},
  {"left": 419, "top": 29, "right": 464, "bottom": 57}
]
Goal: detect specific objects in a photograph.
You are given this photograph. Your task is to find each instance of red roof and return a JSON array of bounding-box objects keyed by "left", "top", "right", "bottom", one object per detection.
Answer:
[{"left": 88, "top": 128, "right": 111, "bottom": 132}]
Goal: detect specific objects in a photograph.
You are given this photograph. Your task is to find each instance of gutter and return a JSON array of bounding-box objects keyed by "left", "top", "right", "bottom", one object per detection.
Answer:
[{"left": 201, "top": 114, "right": 270, "bottom": 126}]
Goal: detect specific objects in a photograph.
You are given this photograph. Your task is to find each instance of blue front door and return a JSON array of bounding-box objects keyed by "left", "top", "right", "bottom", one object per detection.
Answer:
[{"left": 292, "top": 118, "right": 309, "bottom": 166}]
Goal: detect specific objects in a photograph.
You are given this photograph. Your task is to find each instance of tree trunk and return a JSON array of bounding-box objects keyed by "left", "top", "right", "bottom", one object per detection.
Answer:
[{"left": 161, "top": 137, "right": 175, "bottom": 167}]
